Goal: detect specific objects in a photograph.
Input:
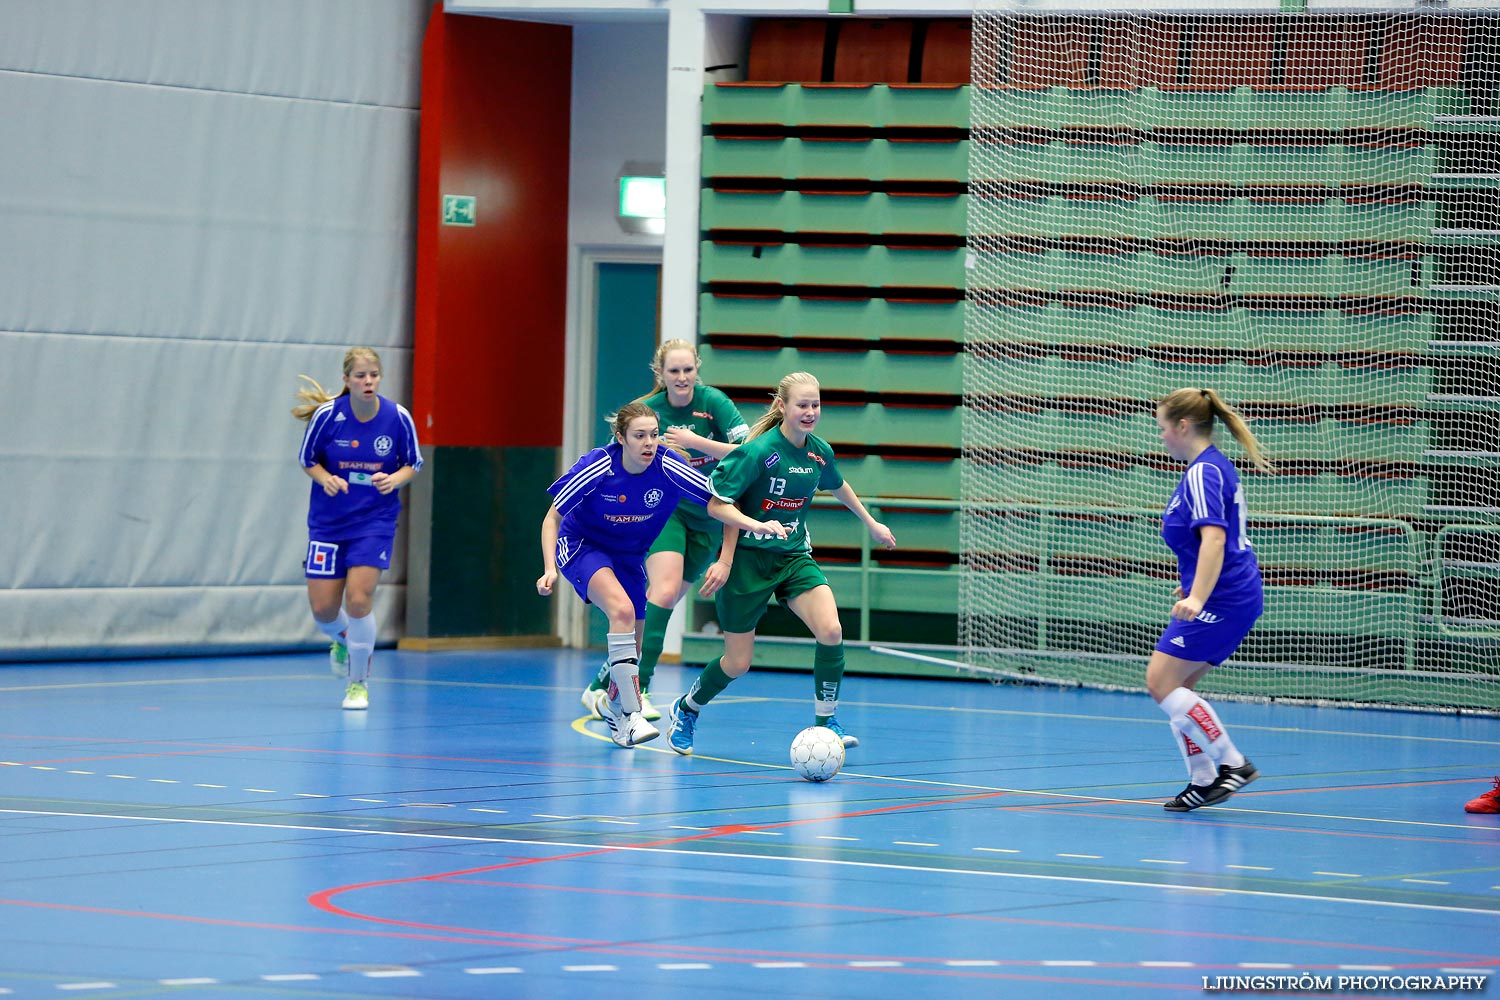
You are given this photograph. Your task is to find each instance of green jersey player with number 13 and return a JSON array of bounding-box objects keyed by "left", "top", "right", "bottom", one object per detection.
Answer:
[{"left": 666, "top": 371, "right": 897, "bottom": 756}]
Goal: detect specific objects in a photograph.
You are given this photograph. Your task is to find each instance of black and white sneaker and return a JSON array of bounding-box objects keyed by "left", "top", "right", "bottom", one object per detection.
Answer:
[
  {"left": 1200, "top": 759, "right": 1259, "bottom": 807},
  {"left": 1164, "top": 783, "right": 1216, "bottom": 812}
]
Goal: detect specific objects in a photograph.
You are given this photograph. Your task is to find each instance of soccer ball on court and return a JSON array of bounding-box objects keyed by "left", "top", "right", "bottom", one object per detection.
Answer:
[{"left": 789, "top": 726, "right": 845, "bottom": 782}]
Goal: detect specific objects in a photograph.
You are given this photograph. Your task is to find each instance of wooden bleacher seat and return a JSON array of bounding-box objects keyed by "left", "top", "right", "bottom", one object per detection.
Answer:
[
  {"left": 748, "top": 19, "right": 828, "bottom": 83},
  {"left": 832, "top": 19, "right": 914, "bottom": 84},
  {"left": 920, "top": 20, "right": 971, "bottom": 85}
]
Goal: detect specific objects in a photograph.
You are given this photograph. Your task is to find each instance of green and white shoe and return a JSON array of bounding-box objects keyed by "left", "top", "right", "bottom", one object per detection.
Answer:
[
  {"left": 329, "top": 640, "right": 349, "bottom": 677},
  {"left": 342, "top": 681, "right": 368, "bottom": 711},
  {"left": 639, "top": 689, "right": 662, "bottom": 722}
]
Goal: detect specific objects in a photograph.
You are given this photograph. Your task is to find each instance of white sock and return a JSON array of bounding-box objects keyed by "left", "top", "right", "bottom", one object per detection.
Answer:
[
  {"left": 315, "top": 609, "right": 349, "bottom": 644},
  {"left": 1158, "top": 689, "right": 1242, "bottom": 767},
  {"left": 345, "top": 611, "right": 376, "bottom": 685},
  {"left": 1159, "top": 687, "right": 1244, "bottom": 769},
  {"left": 606, "top": 631, "right": 642, "bottom": 714},
  {"left": 1171, "top": 720, "right": 1219, "bottom": 785}
]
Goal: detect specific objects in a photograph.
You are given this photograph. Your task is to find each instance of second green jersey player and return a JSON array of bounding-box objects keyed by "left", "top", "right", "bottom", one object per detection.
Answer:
[
  {"left": 581, "top": 340, "right": 749, "bottom": 721},
  {"left": 666, "top": 371, "right": 897, "bottom": 756}
]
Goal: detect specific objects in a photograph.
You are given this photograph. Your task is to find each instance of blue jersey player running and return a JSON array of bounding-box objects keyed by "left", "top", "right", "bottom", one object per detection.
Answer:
[
  {"left": 1148, "top": 387, "right": 1273, "bottom": 812},
  {"left": 294, "top": 347, "right": 422, "bottom": 711},
  {"left": 538, "top": 402, "right": 789, "bottom": 748},
  {"left": 580, "top": 338, "right": 750, "bottom": 723}
]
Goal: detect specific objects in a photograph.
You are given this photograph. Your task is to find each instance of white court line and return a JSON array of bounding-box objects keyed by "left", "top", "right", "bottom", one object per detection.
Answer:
[
  {"left": 465, "top": 967, "right": 523, "bottom": 974},
  {"left": 5, "top": 808, "right": 1497, "bottom": 917}
]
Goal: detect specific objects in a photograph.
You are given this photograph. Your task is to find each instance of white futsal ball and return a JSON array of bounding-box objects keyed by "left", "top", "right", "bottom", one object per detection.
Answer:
[{"left": 790, "top": 726, "right": 845, "bottom": 782}]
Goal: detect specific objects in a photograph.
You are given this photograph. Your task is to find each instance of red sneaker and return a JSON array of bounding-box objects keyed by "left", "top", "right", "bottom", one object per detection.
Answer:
[{"left": 1464, "top": 776, "right": 1500, "bottom": 814}]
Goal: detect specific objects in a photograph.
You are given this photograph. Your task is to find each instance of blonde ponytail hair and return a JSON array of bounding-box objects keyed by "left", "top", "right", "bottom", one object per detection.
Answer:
[
  {"left": 292, "top": 347, "right": 382, "bottom": 422},
  {"left": 746, "top": 371, "right": 820, "bottom": 441},
  {"left": 1158, "top": 387, "right": 1274, "bottom": 473}
]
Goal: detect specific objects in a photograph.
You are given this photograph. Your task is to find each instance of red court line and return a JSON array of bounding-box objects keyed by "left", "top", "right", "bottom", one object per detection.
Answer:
[
  {"left": 445, "top": 879, "right": 1500, "bottom": 964},
  {"left": 0, "top": 896, "right": 589, "bottom": 949},
  {"left": 6, "top": 750, "right": 262, "bottom": 766},
  {"left": 308, "top": 790, "right": 1013, "bottom": 929}
]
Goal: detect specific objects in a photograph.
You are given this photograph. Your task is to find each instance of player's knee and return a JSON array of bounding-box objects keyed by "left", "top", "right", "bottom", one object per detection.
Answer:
[
  {"left": 815, "top": 621, "right": 843, "bottom": 645},
  {"left": 721, "top": 654, "right": 751, "bottom": 677},
  {"left": 646, "top": 582, "right": 681, "bottom": 607},
  {"left": 344, "top": 595, "right": 374, "bottom": 618}
]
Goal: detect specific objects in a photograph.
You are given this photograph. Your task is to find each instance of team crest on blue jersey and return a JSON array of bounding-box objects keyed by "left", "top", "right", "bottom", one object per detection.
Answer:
[
  {"left": 645, "top": 489, "right": 664, "bottom": 507},
  {"left": 764, "top": 453, "right": 779, "bottom": 469},
  {"left": 374, "top": 435, "right": 393, "bottom": 456}
]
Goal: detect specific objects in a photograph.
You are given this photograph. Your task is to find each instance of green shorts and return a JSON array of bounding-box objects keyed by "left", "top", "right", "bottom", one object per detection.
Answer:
[
  {"left": 647, "top": 508, "right": 720, "bottom": 584},
  {"left": 714, "top": 547, "right": 829, "bottom": 634}
]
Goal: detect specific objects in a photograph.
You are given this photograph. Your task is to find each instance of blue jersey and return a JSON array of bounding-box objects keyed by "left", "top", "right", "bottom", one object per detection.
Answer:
[
  {"left": 1162, "top": 445, "right": 1262, "bottom": 606},
  {"left": 548, "top": 442, "right": 713, "bottom": 555},
  {"left": 299, "top": 394, "right": 423, "bottom": 538}
]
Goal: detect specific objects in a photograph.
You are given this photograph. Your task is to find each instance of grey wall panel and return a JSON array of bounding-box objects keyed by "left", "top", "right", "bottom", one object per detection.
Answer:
[
  {"left": 4, "top": 2, "right": 426, "bottom": 658},
  {"left": 0, "top": 0, "right": 427, "bottom": 109},
  {"left": 5, "top": 330, "right": 412, "bottom": 589},
  {"left": 0, "top": 72, "right": 417, "bottom": 345}
]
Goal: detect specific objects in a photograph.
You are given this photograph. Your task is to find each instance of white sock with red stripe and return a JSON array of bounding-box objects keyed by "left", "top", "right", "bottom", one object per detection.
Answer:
[
  {"left": 1171, "top": 720, "right": 1219, "bottom": 785},
  {"left": 605, "top": 631, "right": 642, "bottom": 714},
  {"left": 1159, "top": 687, "right": 1245, "bottom": 770}
]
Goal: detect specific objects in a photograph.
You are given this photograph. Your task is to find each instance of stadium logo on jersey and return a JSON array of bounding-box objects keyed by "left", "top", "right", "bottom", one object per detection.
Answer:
[
  {"left": 786, "top": 465, "right": 815, "bottom": 474},
  {"left": 604, "top": 514, "right": 654, "bottom": 524},
  {"left": 335, "top": 439, "right": 352, "bottom": 447},
  {"left": 764, "top": 453, "right": 779, "bottom": 469},
  {"left": 644, "top": 489, "right": 664, "bottom": 508},
  {"left": 373, "top": 435, "right": 393, "bottom": 456},
  {"left": 807, "top": 451, "right": 825, "bottom": 466},
  {"left": 761, "top": 497, "right": 807, "bottom": 511}
]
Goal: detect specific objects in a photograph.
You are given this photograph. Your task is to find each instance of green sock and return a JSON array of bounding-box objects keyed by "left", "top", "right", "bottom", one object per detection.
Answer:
[
  {"left": 638, "top": 602, "right": 673, "bottom": 692},
  {"left": 685, "top": 656, "right": 734, "bottom": 711},
  {"left": 812, "top": 641, "right": 845, "bottom": 725}
]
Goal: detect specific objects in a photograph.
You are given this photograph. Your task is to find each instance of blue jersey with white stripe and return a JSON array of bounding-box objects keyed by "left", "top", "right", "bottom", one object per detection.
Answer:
[
  {"left": 299, "top": 395, "right": 423, "bottom": 538},
  {"left": 548, "top": 442, "right": 713, "bottom": 555},
  {"left": 1161, "top": 445, "right": 1262, "bottom": 605}
]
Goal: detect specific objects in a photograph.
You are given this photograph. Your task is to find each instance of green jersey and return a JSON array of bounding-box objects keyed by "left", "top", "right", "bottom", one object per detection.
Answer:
[
  {"left": 646, "top": 385, "right": 749, "bottom": 531},
  {"left": 710, "top": 428, "right": 844, "bottom": 554}
]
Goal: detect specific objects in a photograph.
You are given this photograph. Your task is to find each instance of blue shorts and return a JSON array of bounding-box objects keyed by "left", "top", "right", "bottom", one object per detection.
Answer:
[
  {"left": 556, "top": 537, "right": 648, "bottom": 619},
  {"left": 305, "top": 534, "right": 393, "bottom": 579},
  {"left": 1155, "top": 598, "right": 1262, "bottom": 666}
]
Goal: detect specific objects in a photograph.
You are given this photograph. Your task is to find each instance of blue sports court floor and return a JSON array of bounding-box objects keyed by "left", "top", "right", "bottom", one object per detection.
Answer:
[{"left": 0, "top": 647, "right": 1496, "bottom": 999}]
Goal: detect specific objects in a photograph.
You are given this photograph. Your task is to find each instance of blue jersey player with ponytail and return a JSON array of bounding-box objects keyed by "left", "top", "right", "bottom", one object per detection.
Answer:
[
  {"left": 537, "top": 403, "right": 788, "bottom": 749},
  {"left": 1149, "top": 387, "right": 1274, "bottom": 812},
  {"left": 294, "top": 347, "right": 422, "bottom": 712}
]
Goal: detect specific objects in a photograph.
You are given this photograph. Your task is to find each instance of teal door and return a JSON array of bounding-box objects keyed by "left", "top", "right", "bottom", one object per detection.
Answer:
[{"left": 588, "top": 261, "right": 662, "bottom": 648}]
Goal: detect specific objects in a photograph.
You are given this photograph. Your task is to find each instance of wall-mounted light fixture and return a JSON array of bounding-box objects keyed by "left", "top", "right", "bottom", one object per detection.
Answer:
[{"left": 618, "top": 162, "right": 666, "bottom": 236}]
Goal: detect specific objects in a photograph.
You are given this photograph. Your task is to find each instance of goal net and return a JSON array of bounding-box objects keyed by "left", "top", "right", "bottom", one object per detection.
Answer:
[{"left": 959, "top": 6, "right": 1500, "bottom": 712}]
